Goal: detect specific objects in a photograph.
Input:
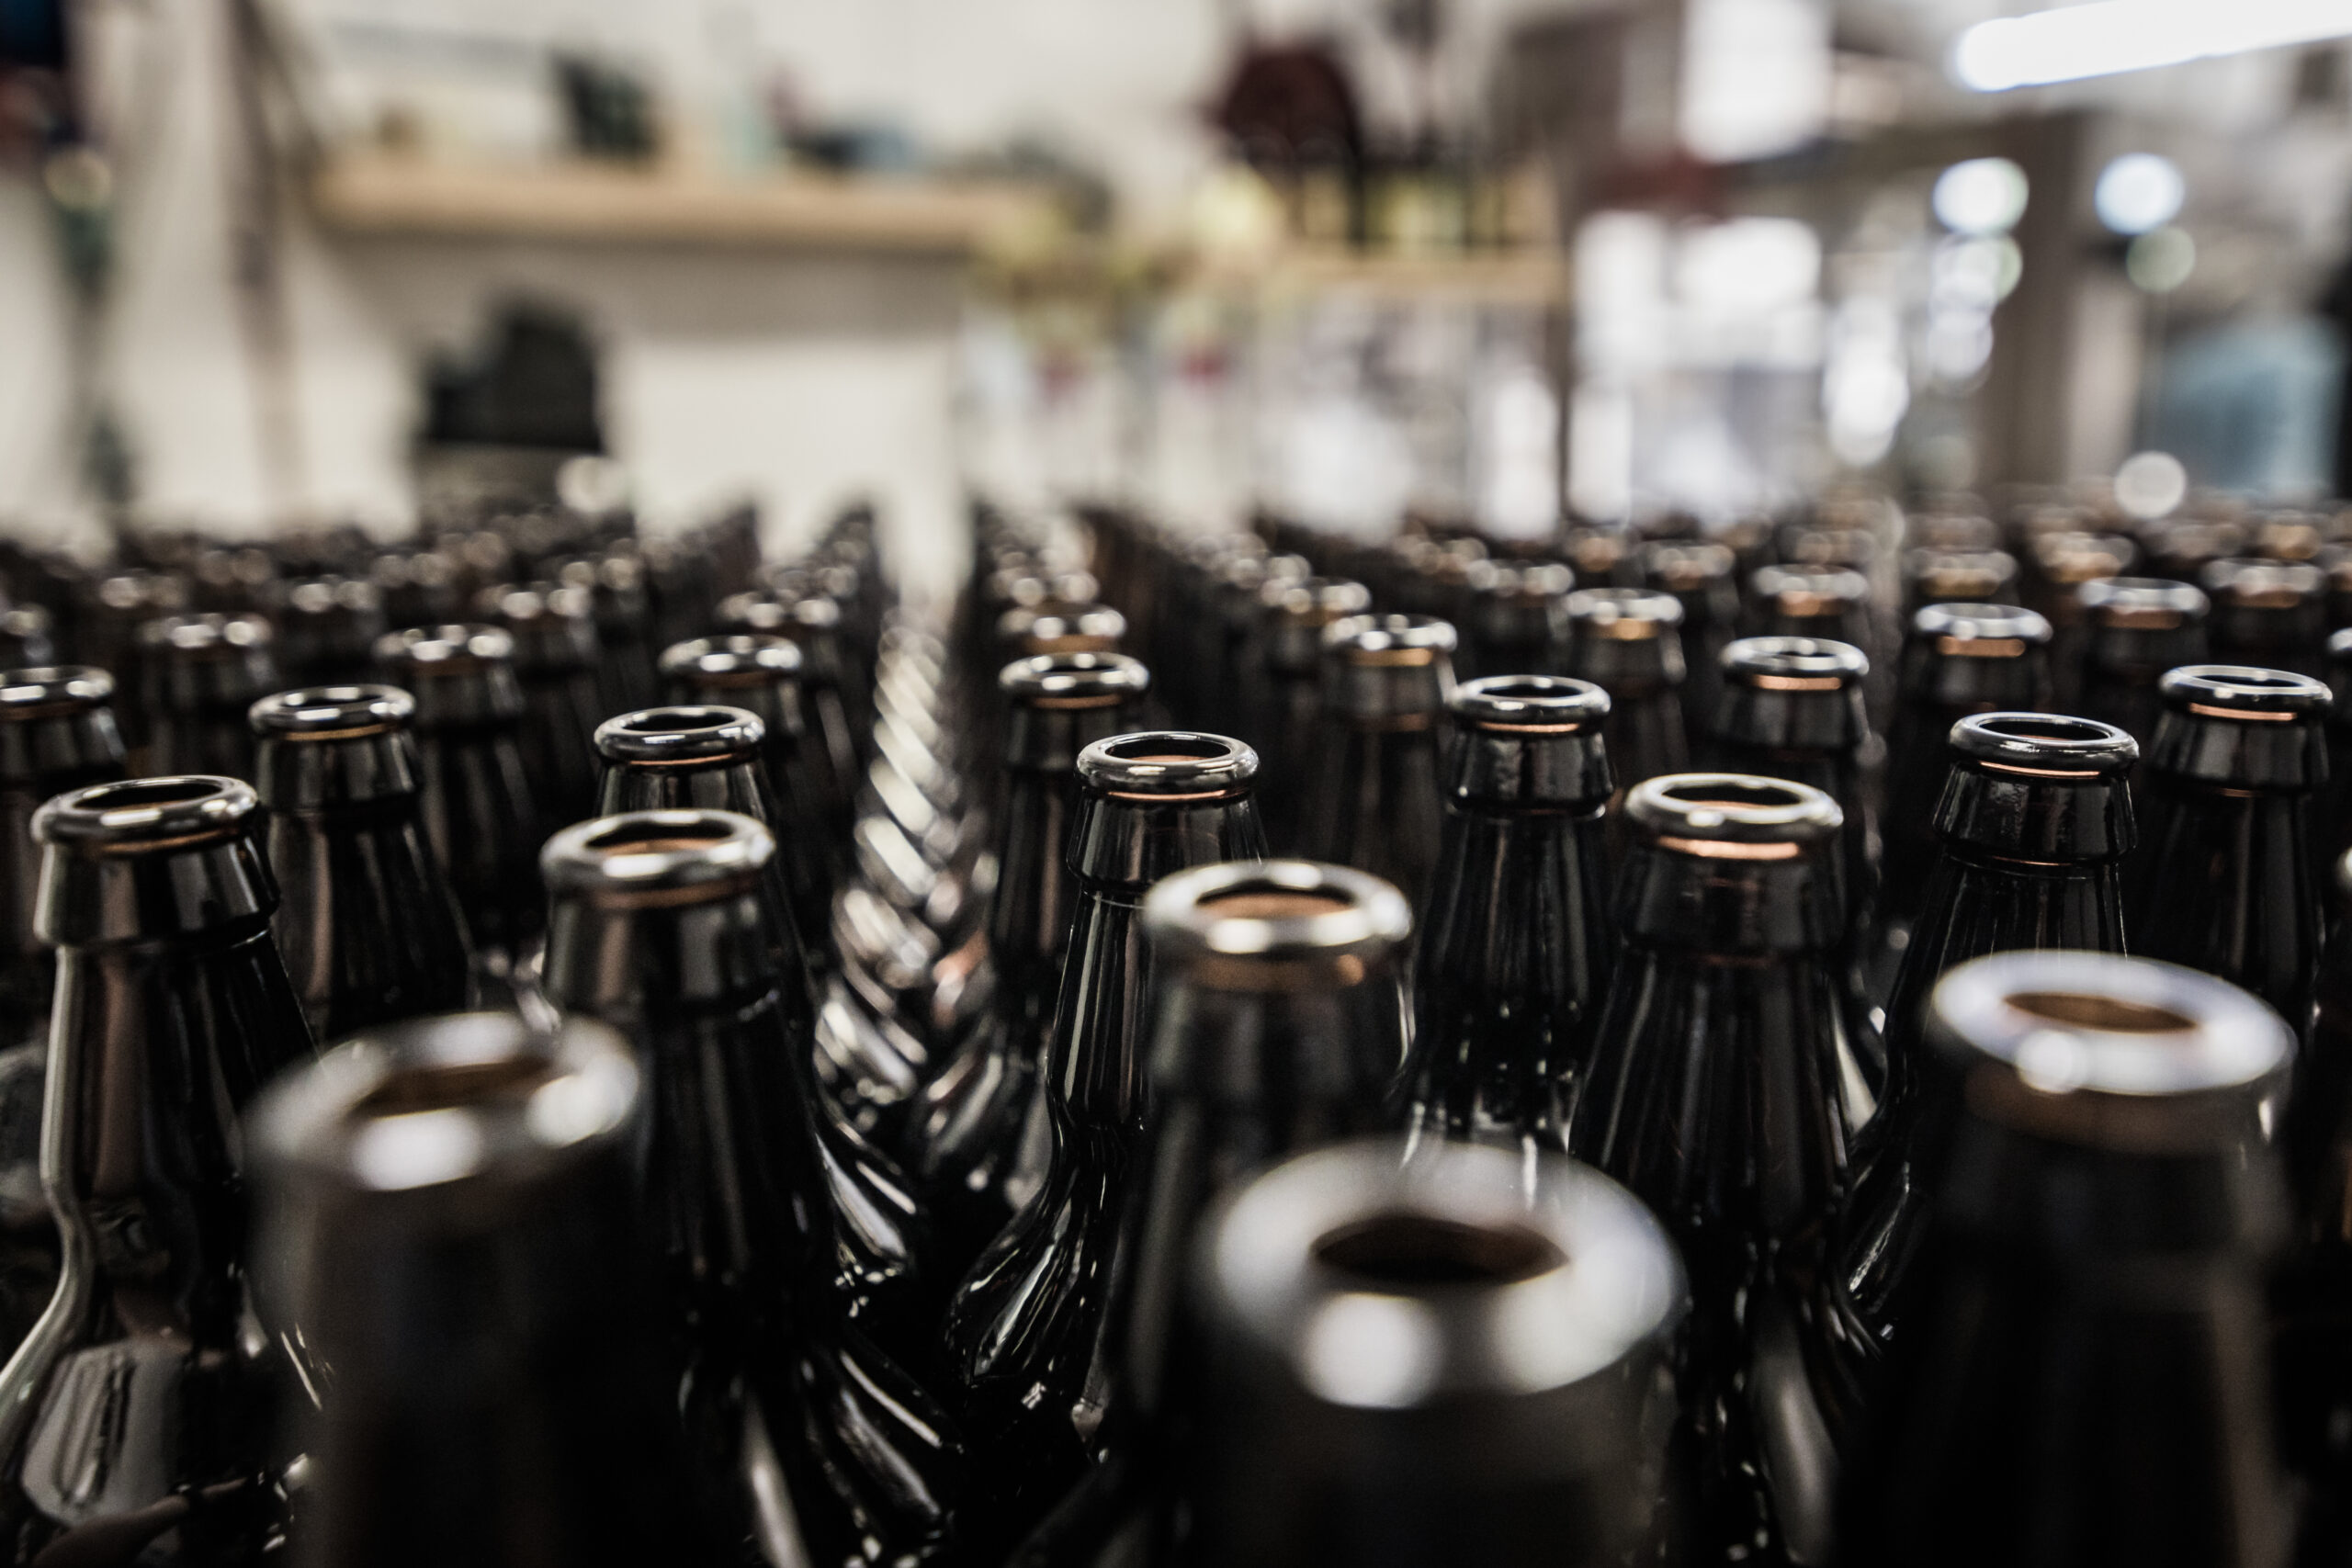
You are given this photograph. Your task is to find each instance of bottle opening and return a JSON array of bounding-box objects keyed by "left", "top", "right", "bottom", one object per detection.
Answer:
[
  {"left": 2004, "top": 989, "right": 2196, "bottom": 1034},
  {"left": 1974, "top": 715, "right": 2110, "bottom": 745},
  {"left": 1313, "top": 1211, "right": 1566, "bottom": 1289},
  {"left": 616, "top": 707, "right": 727, "bottom": 734},
  {"left": 1656, "top": 777, "right": 1808, "bottom": 813},
  {"left": 82, "top": 777, "right": 227, "bottom": 809},
  {"left": 352, "top": 1055, "right": 553, "bottom": 1117},
  {"left": 1104, "top": 735, "right": 1230, "bottom": 764},
  {"left": 1480, "top": 677, "right": 1575, "bottom": 701},
  {"left": 579, "top": 817, "right": 736, "bottom": 856},
  {"left": 1199, "top": 886, "right": 1353, "bottom": 920}
]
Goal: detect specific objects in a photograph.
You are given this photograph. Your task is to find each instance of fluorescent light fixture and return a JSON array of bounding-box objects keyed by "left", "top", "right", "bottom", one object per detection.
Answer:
[
  {"left": 1954, "top": 0, "right": 2352, "bottom": 93},
  {"left": 1932, "top": 158, "right": 2030, "bottom": 236},
  {"left": 2095, "top": 153, "right": 2186, "bottom": 235}
]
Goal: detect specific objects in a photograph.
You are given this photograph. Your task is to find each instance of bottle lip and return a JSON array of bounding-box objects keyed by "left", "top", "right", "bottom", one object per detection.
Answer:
[
  {"left": 1449, "top": 674, "right": 1611, "bottom": 731},
  {"left": 250, "top": 684, "right": 414, "bottom": 739},
  {"left": 1000, "top": 649, "right": 1150, "bottom": 707},
  {"left": 720, "top": 590, "right": 840, "bottom": 635},
  {"left": 1623, "top": 773, "right": 1842, "bottom": 853},
  {"left": 92, "top": 569, "right": 191, "bottom": 614},
  {"left": 35, "top": 773, "right": 255, "bottom": 850},
  {"left": 658, "top": 633, "right": 801, "bottom": 685},
  {"left": 1262, "top": 577, "right": 1373, "bottom": 626},
  {"left": 541, "top": 807, "right": 775, "bottom": 901},
  {"left": 282, "top": 575, "right": 384, "bottom": 618},
  {"left": 0, "top": 665, "right": 113, "bottom": 718},
  {"left": 1719, "top": 636, "right": 1868, "bottom": 686},
  {"left": 1077, "top": 730, "right": 1259, "bottom": 799},
  {"left": 1751, "top": 565, "right": 1868, "bottom": 608},
  {"left": 1324, "top": 613, "right": 1458, "bottom": 663},
  {"left": 2202, "top": 556, "right": 2324, "bottom": 605},
  {"left": 1932, "top": 951, "right": 2290, "bottom": 1149},
  {"left": 1640, "top": 539, "right": 1735, "bottom": 587},
  {"left": 1948, "top": 711, "right": 2138, "bottom": 774},
  {"left": 1144, "top": 859, "right": 1411, "bottom": 978},
  {"left": 1467, "top": 560, "right": 1575, "bottom": 602},
  {"left": 594, "top": 705, "right": 765, "bottom": 764},
  {"left": 374, "top": 623, "right": 514, "bottom": 672},
  {"left": 2157, "top": 663, "right": 2330, "bottom": 718},
  {"left": 254, "top": 1010, "right": 639, "bottom": 1198},
  {"left": 1205, "top": 1139, "right": 1684, "bottom": 1408},
  {"left": 1565, "top": 588, "right": 1681, "bottom": 640},
  {"left": 2081, "top": 575, "right": 2209, "bottom": 627},
  {"left": 478, "top": 580, "right": 594, "bottom": 625},
  {"left": 1909, "top": 601, "right": 2053, "bottom": 650},
  {"left": 139, "top": 611, "right": 274, "bottom": 658},
  {"left": 998, "top": 602, "right": 1126, "bottom": 652}
]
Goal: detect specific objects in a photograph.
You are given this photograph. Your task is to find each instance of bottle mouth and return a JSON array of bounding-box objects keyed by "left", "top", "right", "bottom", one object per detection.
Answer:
[
  {"left": 1145, "top": 859, "right": 1411, "bottom": 979},
  {"left": 1640, "top": 540, "right": 1735, "bottom": 589},
  {"left": 140, "top": 612, "right": 275, "bottom": 658},
  {"left": 1719, "top": 636, "right": 1868, "bottom": 688},
  {"left": 36, "top": 774, "right": 255, "bottom": 849},
  {"left": 1079, "top": 730, "right": 1259, "bottom": 799},
  {"left": 1949, "top": 712, "right": 2138, "bottom": 775},
  {"left": 1910, "top": 602, "right": 2052, "bottom": 655},
  {"left": 1261, "top": 577, "right": 1373, "bottom": 627},
  {"left": 1752, "top": 566, "right": 1868, "bottom": 615},
  {"left": 1208, "top": 1140, "right": 1683, "bottom": 1409},
  {"left": 2082, "top": 576, "right": 2208, "bottom": 629},
  {"left": 93, "top": 570, "right": 191, "bottom": 615},
  {"left": 1467, "top": 560, "right": 1575, "bottom": 603},
  {"left": 541, "top": 807, "right": 774, "bottom": 900},
  {"left": 254, "top": 1011, "right": 639, "bottom": 1196},
  {"left": 1624, "top": 772, "right": 1842, "bottom": 856},
  {"left": 0, "top": 665, "right": 113, "bottom": 717},
  {"left": 1324, "top": 613, "right": 1458, "bottom": 666},
  {"left": 1565, "top": 589, "right": 1680, "bottom": 641},
  {"left": 594, "top": 705, "right": 765, "bottom": 764},
  {"left": 1932, "top": 951, "right": 2290, "bottom": 1145},
  {"left": 283, "top": 576, "right": 384, "bottom": 618},
  {"left": 1903, "top": 549, "right": 2018, "bottom": 600},
  {"left": 2202, "top": 556, "right": 2323, "bottom": 608},
  {"left": 658, "top": 634, "right": 800, "bottom": 687},
  {"left": 999, "top": 602, "right": 1126, "bottom": 653},
  {"left": 1449, "top": 675, "right": 1611, "bottom": 732},
  {"left": 374, "top": 623, "right": 514, "bottom": 672},
  {"left": 479, "top": 581, "right": 594, "bottom": 624},
  {"left": 250, "top": 684, "right": 413, "bottom": 739},
  {"left": 1000, "top": 649, "right": 1150, "bottom": 709},
  {"left": 2158, "top": 664, "right": 2330, "bottom": 720}
]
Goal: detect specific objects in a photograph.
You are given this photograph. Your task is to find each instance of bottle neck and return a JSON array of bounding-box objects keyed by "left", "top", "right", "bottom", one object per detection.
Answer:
[
  {"left": 257, "top": 729, "right": 422, "bottom": 811},
  {"left": 1617, "top": 838, "right": 1844, "bottom": 955},
  {"left": 1445, "top": 726, "right": 1611, "bottom": 809},
  {"left": 0, "top": 709, "right": 124, "bottom": 792},
  {"left": 544, "top": 884, "right": 786, "bottom": 1028},
  {"left": 989, "top": 766, "right": 1081, "bottom": 988},
  {"left": 1713, "top": 684, "right": 1868, "bottom": 759},
  {"left": 2147, "top": 710, "right": 2327, "bottom": 793},
  {"left": 595, "top": 756, "right": 777, "bottom": 823},
  {"left": 1899, "top": 648, "right": 2047, "bottom": 713},
  {"left": 1420, "top": 807, "right": 1611, "bottom": 1007},
  {"left": 1935, "top": 762, "right": 2135, "bottom": 863}
]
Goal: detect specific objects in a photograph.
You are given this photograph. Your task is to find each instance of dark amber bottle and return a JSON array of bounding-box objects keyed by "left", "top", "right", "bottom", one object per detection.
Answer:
[
  {"left": 1838, "top": 951, "right": 2291, "bottom": 1568},
  {"left": 275, "top": 575, "right": 386, "bottom": 690},
  {"left": 375, "top": 625, "right": 546, "bottom": 982},
  {"left": 662, "top": 632, "right": 848, "bottom": 882},
  {"left": 1305, "top": 614, "right": 1453, "bottom": 903},
  {"left": 2076, "top": 577, "right": 2211, "bottom": 752},
  {"left": 1566, "top": 588, "right": 1689, "bottom": 785},
  {"left": 1568, "top": 773, "right": 1875, "bottom": 1567},
  {"left": 1403, "top": 676, "right": 1613, "bottom": 1156},
  {"left": 1645, "top": 541, "right": 1739, "bottom": 747},
  {"left": 0, "top": 775, "right": 314, "bottom": 1563},
  {"left": 255, "top": 1012, "right": 742, "bottom": 1568},
  {"left": 1182, "top": 1141, "right": 1684, "bottom": 1568},
  {"left": 719, "top": 590, "right": 864, "bottom": 794},
  {"left": 1458, "top": 560, "right": 1572, "bottom": 682},
  {"left": 1250, "top": 577, "right": 1371, "bottom": 846},
  {"left": 2205, "top": 558, "right": 2327, "bottom": 680},
  {"left": 941, "top": 733, "right": 1264, "bottom": 1554},
  {"left": 250, "top": 685, "right": 473, "bottom": 1042},
  {"left": 906, "top": 652, "right": 1149, "bottom": 1280},
  {"left": 141, "top": 612, "right": 280, "bottom": 780},
  {"left": 0, "top": 669, "right": 123, "bottom": 1048},
  {"left": 479, "top": 581, "right": 605, "bottom": 827},
  {"left": 1844, "top": 712, "right": 2139, "bottom": 1358}
]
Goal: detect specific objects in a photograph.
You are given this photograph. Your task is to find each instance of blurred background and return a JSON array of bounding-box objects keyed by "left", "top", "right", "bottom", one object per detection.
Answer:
[{"left": 1, "top": 0, "right": 2348, "bottom": 574}]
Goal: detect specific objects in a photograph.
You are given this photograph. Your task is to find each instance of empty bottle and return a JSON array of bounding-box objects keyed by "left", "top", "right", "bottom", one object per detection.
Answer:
[
  {"left": 1403, "top": 676, "right": 1614, "bottom": 1160},
  {"left": 251, "top": 685, "right": 473, "bottom": 1043},
  {"left": 1306, "top": 614, "right": 1453, "bottom": 905},
  {"left": 1458, "top": 560, "right": 1572, "bottom": 682},
  {"left": 1250, "top": 578, "right": 1372, "bottom": 844},
  {"left": 1645, "top": 541, "right": 1738, "bottom": 747},
  {"left": 141, "top": 611, "right": 280, "bottom": 780},
  {"left": 2076, "top": 577, "right": 2211, "bottom": 752},
  {"left": 662, "top": 632, "right": 848, "bottom": 888},
  {"left": 1566, "top": 588, "right": 1689, "bottom": 786},
  {"left": 276, "top": 576, "right": 388, "bottom": 689},
  {"left": 2206, "top": 558, "right": 2327, "bottom": 680},
  {"left": 480, "top": 581, "right": 605, "bottom": 828},
  {"left": 1838, "top": 951, "right": 2291, "bottom": 1568}
]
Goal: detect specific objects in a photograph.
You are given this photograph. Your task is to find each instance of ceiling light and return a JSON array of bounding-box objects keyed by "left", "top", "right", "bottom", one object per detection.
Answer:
[{"left": 1954, "top": 0, "right": 2352, "bottom": 94}]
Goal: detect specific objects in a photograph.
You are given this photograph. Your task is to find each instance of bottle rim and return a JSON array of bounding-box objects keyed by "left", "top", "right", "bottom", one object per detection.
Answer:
[
  {"left": 1449, "top": 674, "right": 1611, "bottom": 730},
  {"left": 2201, "top": 556, "right": 2324, "bottom": 605},
  {"left": 139, "top": 611, "right": 275, "bottom": 657},
  {"left": 250, "top": 684, "right": 413, "bottom": 739},
  {"left": 1640, "top": 539, "right": 1736, "bottom": 587},
  {"left": 541, "top": 807, "right": 775, "bottom": 900},
  {"left": 35, "top": 773, "right": 254, "bottom": 849},
  {"left": 999, "top": 649, "right": 1150, "bottom": 706},
  {"left": 2157, "top": 663, "right": 2330, "bottom": 717},
  {"left": 2081, "top": 576, "right": 2209, "bottom": 627},
  {"left": 0, "top": 665, "right": 112, "bottom": 717},
  {"left": 998, "top": 601, "right": 1126, "bottom": 653},
  {"left": 1565, "top": 588, "right": 1681, "bottom": 641},
  {"left": 659, "top": 633, "right": 801, "bottom": 685},
  {"left": 1324, "top": 612, "right": 1458, "bottom": 664},
  {"left": 1144, "top": 859, "right": 1410, "bottom": 980},
  {"left": 1751, "top": 564, "right": 1869, "bottom": 608},
  {"left": 1466, "top": 560, "right": 1575, "bottom": 602},
  {"left": 374, "top": 623, "right": 514, "bottom": 672},
  {"left": 1948, "top": 711, "right": 2138, "bottom": 773},
  {"left": 282, "top": 575, "right": 384, "bottom": 618},
  {"left": 1205, "top": 1140, "right": 1684, "bottom": 1409},
  {"left": 1719, "top": 636, "right": 1868, "bottom": 685},
  {"left": 594, "top": 705, "right": 766, "bottom": 764},
  {"left": 1623, "top": 772, "right": 1842, "bottom": 852},
  {"left": 1909, "top": 601, "right": 2052, "bottom": 651},
  {"left": 1261, "top": 576, "right": 1372, "bottom": 626},
  {"left": 1078, "top": 730, "right": 1258, "bottom": 798}
]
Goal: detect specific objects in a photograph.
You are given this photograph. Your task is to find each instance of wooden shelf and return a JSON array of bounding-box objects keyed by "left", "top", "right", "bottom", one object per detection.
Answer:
[
  {"left": 308, "top": 151, "right": 1051, "bottom": 255},
  {"left": 1253, "top": 245, "right": 1568, "bottom": 305}
]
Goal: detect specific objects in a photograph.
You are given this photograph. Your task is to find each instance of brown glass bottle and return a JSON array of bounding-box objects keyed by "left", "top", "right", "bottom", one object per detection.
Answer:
[
  {"left": 141, "top": 612, "right": 279, "bottom": 781},
  {"left": 375, "top": 624, "right": 546, "bottom": 982},
  {"left": 1844, "top": 712, "right": 2139, "bottom": 1359},
  {"left": 1403, "top": 677, "right": 1613, "bottom": 1157},
  {"left": 479, "top": 581, "right": 605, "bottom": 828},
  {"left": 1750, "top": 565, "right": 1873, "bottom": 655},
  {"left": 1645, "top": 541, "right": 1738, "bottom": 747},
  {"left": 1838, "top": 951, "right": 2291, "bottom": 1568},
  {"left": 254, "top": 1012, "right": 744, "bottom": 1568},
  {"left": 1250, "top": 577, "right": 1371, "bottom": 845},
  {"left": 906, "top": 653, "right": 1149, "bottom": 1280},
  {"left": 941, "top": 733, "right": 1265, "bottom": 1555},
  {"left": 276, "top": 576, "right": 387, "bottom": 690},
  {"left": 0, "top": 775, "right": 315, "bottom": 1564},
  {"left": 1302, "top": 613, "right": 1453, "bottom": 905},
  {"left": 1568, "top": 773, "right": 1876, "bottom": 1568},
  {"left": 0, "top": 669, "right": 123, "bottom": 1049},
  {"left": 0, "top": 613, "right": 52, "bottom": 673},
  {"left": 2077, "top": 577, "right": 2211, "bottom": 752},
  {"left": 719, "top": 591, "right": 864, "bottom": 794},
  {"left": 662, "top": 631, "right": 851, "bottom": 887},
  {"left": 250, "top": 685, "right": 473, "bottom": 1043},
  {"left": 2206, "top": 558, "right": 2327, "bottom": 680},
  {"left": 1566, "top": 588, "right": 1689, "bottom": 785},
  {"left": 1458, "top": 561, "right": 1572, "bottom": 682},
  {"left": 1182, "top": 1141, "right": 1684, "bottom": 1568}
]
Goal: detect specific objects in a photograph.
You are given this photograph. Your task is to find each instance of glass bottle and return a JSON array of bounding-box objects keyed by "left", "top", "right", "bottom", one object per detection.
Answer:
[
  {"left": 1837, "top": 952, "right": 2291, "bottom": 1568},
  {"left": 0, "top": 774, "right": 314, "bottom": 1563},
  {"left": 662, "top": 632, "right": 848, "bottom": 886},
  {"left": 78, "top": 569, "right": 189, "bottom": 754},
  {"left": 374, "top": 625, "right": 546, "bottom": 986},
  {"left": 1567, "top": 772, "right": 1877, "bottom": 1568},
  {"left": 941, "top": 733, "right": 1265, "bottom": 1555},
  {"left": 1182, "top": 1141, "right": 1684, "bottom": 1568},
  {"left": 479, "top": 581, "right": 605, "bottom": 828},
  {"left": 2324, "top": 627, "right": 2352, "bottom": 897},
  {"left": 1645, "top": 541, "right": 1738, "bottom": 749},
  {"left": 141, "top": 612, "right": 280, "bottom": 781},
  {"left": 1305, "top": 614, "right": 1453, "bottom": 905},
  {"left": 1458, "top": 560, "right": 1572, "bottom": 682},
  {"left": 555, "top": 553, "right": 660, "bottom": 718},
  {"left": 0, "top": 613, "right": 52, "bottom": 673},
  {"left": 906, "top": 652, "right": 1149, "bottom": 1280},
  {"left": 1749, "top": 565, "right": 1873, "bottom": 655},
  {"left": 1250, "top": 578, "right": 1371, "bottom": 848},
  {"left": 1880, "top": 604, "right": 2053, "bottom": 936},
  {"left": 540, "top": 811, "right": 963, "bottom": 1564},
  {"left": 2076, "top": 577, "right": 2210, "bottom": 753},
  {"left": 254, "top": 1012, "right": 743, "bottom": 1568},
  {"left": 719, "top": 591, "right": 864, "bottom": 791},
  {"left": 1844, "top": 711, "right": 2139, "bottom": 1359},
  {"left": 2205, "top": 558, "right": 2327, "bottom": 680},
  {"left": 275, "top": 577, "right": 387, "bottom": 690},
  {"left": 1402, "top": 676, "right": 1614, "bottom": 1159},
  {"left": 1566, "top": 588, "right": 1688, "bottom": 786},
  {"left": 250, "top": 685, "right": 473, "bottom": 1043}
]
